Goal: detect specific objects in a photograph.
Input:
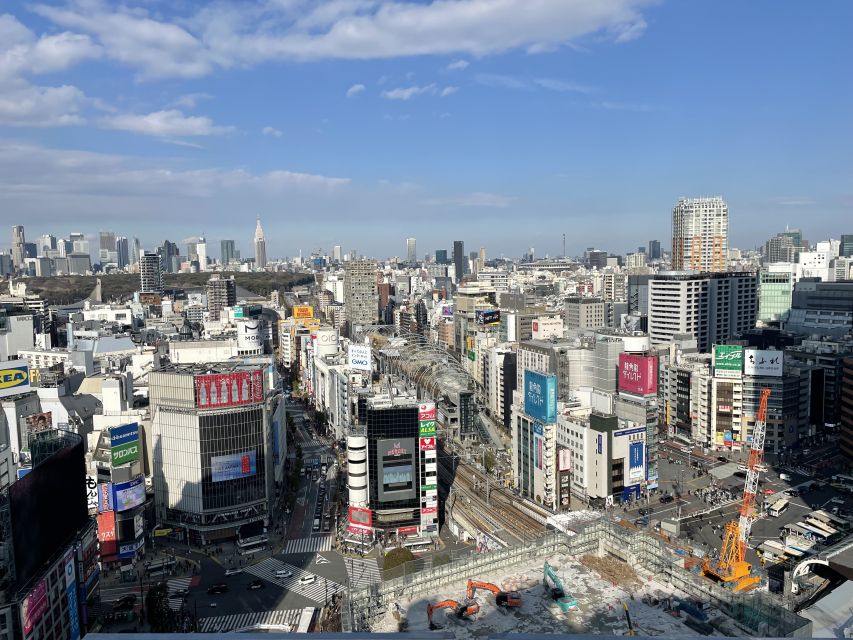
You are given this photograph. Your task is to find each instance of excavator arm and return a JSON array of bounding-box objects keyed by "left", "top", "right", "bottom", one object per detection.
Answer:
[{"left": 467, "top": 579, "right": 522, "bottom": 607}]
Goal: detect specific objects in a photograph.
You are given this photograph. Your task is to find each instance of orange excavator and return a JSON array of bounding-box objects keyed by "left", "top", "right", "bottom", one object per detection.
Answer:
[
  {"left": 427, "top": 599, "right": 480, "bottom": 630},
  {"left": 467, "top": 579, "right": 522, "bottom": 608}
]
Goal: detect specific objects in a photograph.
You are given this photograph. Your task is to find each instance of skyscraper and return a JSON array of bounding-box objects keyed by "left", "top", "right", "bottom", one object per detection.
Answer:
[
  {"left": 131, "top": 237, "right": 141, "bottom": 267},
  {"left": 435, "top": 249, "right": 448, "bottom": 264},
  {"left": 196, "top": 236, "right": 208, "bottom": 271},
  {"left": 69, "top": 232, "right": 89, "bottom": 255},
  {"left": 11, "top": 225, "right": 25, "bottom": 268},
  {"left": 648, "top": 239, "right": 661, "bottom": 260},
  {"left": 161, "top": 240, "right": 179, "bottom": 273},
  {"left": 254, "top": 218, "right": 267, "bottom": 269},
  {"left": 344, "top": 259, "right": 379, "bottom": 336},
  {"left": 671, "top": 196, "right": 728, "bottom": 273},
  {"left": 206, "top": 273, "right": 236, "bottom": 320},
  {"left": 452, "top": 240, "right": 465, "bottom": 283},
  {"left": 115, "top": 236, "right": 129, "bottom": 268},
  {"left": 99, "top": 230, "right": 117, "bottom": 264},
  {"left": 839, "top": 234, "right": 853, "bottom": 258},
  {"left": 37, "top": 234, "right": 56, "bottom": 255},
  {"left": 140, "top": 252, "right": 163, "bottom": 293},
  {"left": 406, "top": 237, "right": 417, "bottom": 263},
  {"left": 333, "top": 245, "right": 342, "bottom": 262},
  {"left": 221, "top": 239, "right": 237, "bottom": 265}
]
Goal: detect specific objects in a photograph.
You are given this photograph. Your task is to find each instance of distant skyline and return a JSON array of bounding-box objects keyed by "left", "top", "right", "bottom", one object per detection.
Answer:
[{"left": 1, "top": 1, "right": 851, "bottom": 256}]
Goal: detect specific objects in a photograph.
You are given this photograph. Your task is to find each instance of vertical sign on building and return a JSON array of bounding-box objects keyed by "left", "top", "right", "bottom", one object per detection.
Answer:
[
  {"left": 713, "top": 345, "right": 744, "bottom": 379},
  {"left": 65, "top": 552, "right": 81, "bottom": 640},
  {"left": 418, "top": 403, "right": 438, "bottom": 533}
]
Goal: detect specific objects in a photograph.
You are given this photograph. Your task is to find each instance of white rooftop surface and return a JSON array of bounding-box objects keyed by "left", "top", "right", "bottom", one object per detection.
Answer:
[{"left": 799, "top": 580, "right": 853, "bottom": 638}]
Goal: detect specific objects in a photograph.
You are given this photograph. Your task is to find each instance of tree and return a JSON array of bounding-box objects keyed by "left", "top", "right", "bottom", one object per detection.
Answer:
[
  {"left": 484, "top": 449, "right": 496, "bottom": 474},
  {"left": 383, "top": 547, "right": 415, "bottom": 573},
  {"left": 144, "top": 582, "right": 175, "bottom": 632}
]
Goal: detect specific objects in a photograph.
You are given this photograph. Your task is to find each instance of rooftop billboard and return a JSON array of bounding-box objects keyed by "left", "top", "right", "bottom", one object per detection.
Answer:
[
  {"left": 524, "top": 370, "right": 557, "bottom": 423},
  {"left": 618, "top": 353, "right": 658, "bottom": 395}
]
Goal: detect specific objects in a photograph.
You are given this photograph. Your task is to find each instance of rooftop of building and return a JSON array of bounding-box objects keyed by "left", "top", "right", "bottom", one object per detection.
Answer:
[{"left": 152, "top": 361, "right": 265, "bottom": 375}]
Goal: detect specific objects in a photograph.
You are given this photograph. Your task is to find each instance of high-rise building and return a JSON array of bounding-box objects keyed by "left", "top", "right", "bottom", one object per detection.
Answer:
[
  {"left": 841, "top": 357, "right": 853, "bottom": 465},
  {"left": 333, "top": 245, "right": 342, "bottom": 262},
  {"left": 221, "top": 239, "right": 237, "bottom": 266},
  {"left": 11, "top": 225, "right": 25, "bottom": 268},
  {"left": 344, "top": 259, "right": 378, "bottom": 336},
  {"left": 406, "top": 238, "right": 417, "bottom": 263},
  {"left": 37, "top": 234, "right": 56, "bottom": 256},
  {"left": 565, "top": 296, "right": 606, "bottom": 330},
  {"left": 206, "top": 273, "right": 237, "bottom": 321},
  {"left": 254, "top": 218, "right": 267, "bottom": 269},
  {"left": 69, "top": 232, "right": 89, "bottom": 256},
  {"left": 452, "top": 240, "right": 465, "bottom": 283},
  {"left": 671, "top": 196, "right": 728, "bottom": 273},
  {"left": 647, "top": 271, "right": 757, "bottom": 352},
  {"left": 115, "top": 236, "right": 129, "bottom": 268},
  {"left": 648, "top": 239, "right": 661, "bottom": 260},
  {"left": 196, "top": 237, "right": 208, "bottom": 271},
  {"left": 139, "top": 252, "right": 163, "bottom": 293},
  {"left": 130, "top": 237, "right": 141, "bottom": 267},
  {"left": 758, "top": 268, "right": 793, "bottom": 323},
  {"left": 435, "top": 249, "right": 448, "bottom": 264},
  {"left": 160, "top": 240, "right": 179, "bottom": 273},
  {"left": 840, "top": 234, "right": 853, "bottom": 258},
  {"left": 99, "top": 231, "right": 116, "bottom": 264}
]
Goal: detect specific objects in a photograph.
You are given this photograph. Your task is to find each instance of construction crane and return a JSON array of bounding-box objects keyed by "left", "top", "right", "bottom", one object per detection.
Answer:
[
  {"left": 466, "top": 579, "right": 522, "bottom": 608},
  {"left": 703, "top": 387, "right": 771, "bottom": 593},
  {"left": 426, "top": 599, "right": 480, "bottom": 630}
]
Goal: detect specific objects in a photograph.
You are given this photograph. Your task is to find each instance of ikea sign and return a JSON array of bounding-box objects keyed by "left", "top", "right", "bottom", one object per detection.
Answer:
[{"left": 0, "top": 360, "right": 30, "bottom": 399}]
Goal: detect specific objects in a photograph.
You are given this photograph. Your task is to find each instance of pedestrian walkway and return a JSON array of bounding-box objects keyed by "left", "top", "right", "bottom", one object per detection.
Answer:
[
  {"left": 165, "top": 577, "right": 195, "bottom": 611},
  {"left": 199, "top": 608, "right": 308, "bottom": 633},
  {"left": 284, "top": 535, "right": 334, "bottom": 554},
  {"left": 245, "top": 558, "right": 345, "bottom": 605},
  {"left": 345, "top": 557, "right": 381, "bottom": 590}
]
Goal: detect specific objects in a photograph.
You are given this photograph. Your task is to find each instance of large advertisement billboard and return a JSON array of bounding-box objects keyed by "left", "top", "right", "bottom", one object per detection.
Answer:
[
  {"left": 347, "top": 344, "right": 372, "bottom": 372},
  {"left": 348, "top": 506, "right": 372, "bottom": 529},
  {"left": 25, "top": 411, "right": 53, "bottom": 434},
  {"left": 292, "top": 305, "right": 314, "bottom": 319},
  {"left": 475, "top": 309, "right": 501, "bottom": 325},
  {"left": 618, "top": 353, "right": 658, "bottom": 395},
  {"left": 97, "top": 511, "right": 117, "bottom": 556},
  {"left": 112, "top": 476, "right": 146, "bottom": 512},
  {"left": 21, "top": 579, "right": 48, "bottom": 635},
  {"left": 195, "top": 370, "right": 263, "bottom": 408},
  {"left": 0, "top": 359, "right": 30, "bottom": 399},
  {"left": 524, "top": 370, "right": 557, "bottom": 423},
  {"left": 558, "top": 448, "right": 572, "bottom": 472},
  {"left": 628, "top": 442, "right": 645, "bottom": 482},
  {"left": 744, "top": 349, "right": 784, "bottom": 377},
  {"left": 64, "top": 553, "right": 81, "bottom": 640},
  {"left": 714, "top": 345, "right": 743, "bottom": 379},
  {"left": 97, "top": 482, "right": 113, "bottom": 512},
  {"left": 419, "top": 402, "right": 436, "bottom": 437},
  {"left": 109, "top": 423, "right": 140, "bottom": 466},
  {"left": 86, "top": 475, "right": 98, "bottom": 512},
  {"left": 211, "top": 451, "right": 257, "bottom": 482},
  {"left": 377, "top": 438, "right": 416, "bottom": 501}
]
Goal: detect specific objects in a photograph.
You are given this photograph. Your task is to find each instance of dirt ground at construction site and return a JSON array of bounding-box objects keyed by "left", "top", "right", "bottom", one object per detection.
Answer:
[{"left": 372, "top": 552, "right": 749, "bottom": 637}]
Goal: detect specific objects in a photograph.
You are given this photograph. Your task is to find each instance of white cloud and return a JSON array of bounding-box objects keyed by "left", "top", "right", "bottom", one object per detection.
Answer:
[
  {"left": 346, "top": 83, "right": 366, "bottom": 97},
  {"left": 100, "top": 109, "right": 235, "bottom": 137},
  {"left": 381, "top": 84, "right": 436, "bottom": 100},
  {"left": 262, "top": 126, "right": 283, "bottom": 137},
  {"left": 421, "top": 191, "right": 515, "bottom": 208},
  {"left": 446, "top": 59, "right": 469, "bottom": 71},
  {"left": 476, "top": 73, "right": 592, "bottom": 93},
  {"left": 475, "top": 73, "right": 531, "bottom": 90},
  {"left": 534, "top": 78, "right": 591, "bottom": 93},
  {"left": 0, "top": 80, "right": 88, "bottom": 127},
  {"left": 440, "top": 86, "right": 458, "bottom": 97},
  {"left": 169, "top": 93, "right": 214, "bottom": 109}
]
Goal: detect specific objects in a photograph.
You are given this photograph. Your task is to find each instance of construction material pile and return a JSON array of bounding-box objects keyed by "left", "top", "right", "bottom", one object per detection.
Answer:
[{"left": 580, "top": 554, "right": 642, "bottom": 589}]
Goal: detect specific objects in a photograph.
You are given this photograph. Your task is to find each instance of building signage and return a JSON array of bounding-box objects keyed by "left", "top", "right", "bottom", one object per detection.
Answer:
[
  {"left": 421, "top": 484, "right": 437, "bottom": 492},
  {"left": 629, "top": 442, "right": 644, "bottom": 481},
  {"left": 118, "top": 538, "right": 144, "bottom": 559},
  {"left": 65, "top": 553, "right": 81, "bottom": 640},
  {"left": 211, "top": 451, "right": 257, "bottom": 482},
  {"left": 97, "top": 511, "right": 117, "bottom": 556},
  {"left": 113, "top": 476, "right": 146, "bottom": 512},
  {"left": 713, "top": 345, "right": 744, "bottom": 379},
  {"left": 533, "top": 422, "right": 544, "bottom": 436},
  {"left": 86, "top": 475, "right": 98, "bottom": 511},
  {"left": 25, "top": 411, "right": 53, "bottom": 433},
  {"left": 347, "top": 344, "right": 372, "bottom": 372},
  {"left": 134, "top": 513, "right": 145, "bottom": 539},
  {"left": 524, "top": 370, "right": 557, "bottom": 423},
  {"left": 534, "top": 434, "right": 543, "bottom": 470},
  {"left": 384, "top": 441, "right": 408, "bottom": 456},
  {"left": 421, "top": 506, "right": 437, "bottom": 515},
  {"left": 97, "top": 482, "right": 113, "bottom": 513},
  {"left": 419, "top": 420, "right": 437, "bottom": 437},
  {"left": 424, "top": 448, "right": 437, "bottom": 460},
  {"left": 419, "top": 437, "right": 436, "bottom": 451},
  {"left": 109, "top": 423, "right": 140, "bottom": 466},
  {"left": 425, "top": 462, "right": 437, "bottom": 473},
  {"left": 558, "top": 449, "right": 572, "bottom": 472},
  {"left": 21, "top": 579, "right": 48, "bottom": 635},
  {"left": 724, "top": 431, "right": 733, "bottom": 447},
  {"left": 618, "top": 353, "right": 658, "bottom": 396},
  {"left": 744, "top": 349, "right": 784, "bottom": 377},
  {"left": 348, "top": 506, "right": 372, "bottom": 529},
  {"left": 0, "top": 359, "right": 30, "bottom": 399},
  {"left": 418, "top": 403, "right": 436, "bottom": 421},
  {"left": 614, "top": 427, "right": 646, "bottom": 438},
  {"left": 195, "top": 370, "right": 263, "bottom": 408},
  {"left": 398, "top": 526, "right": 419, "bottom": 536},
  {"left": 292, "top": 305, "right": 314, "bottom": 319},
  {"left": 475, "top": 309, "right": 501, "bottom": 325}
]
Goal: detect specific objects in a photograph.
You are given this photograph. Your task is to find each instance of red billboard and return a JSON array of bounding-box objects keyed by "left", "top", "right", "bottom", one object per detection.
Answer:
[
  {"left": 398, "top": 526, "right": 419, "bottom": 536},
  {"left": 421, "top": 506, "right": 437, "bottom": 515},
  {"left": 97, "top": 511, "right": 117, "bottom": 556},
  {"left": 21, "top": 578, "right": 48, "bottom": 635},
  {"left": 419, "top": 437, "right": 436, "bottom": 451},
  {"left": 618, "top": 354, "right": 658, "bottom": 396},
  {"left": 195, "top": 370, "right": 263, "bottom": 408},
  {"left": 418, "top": 403, "right": 436, "bottom": 421},
  {"left": 348, "top": 506, "right": 372, "bottom": 529}
]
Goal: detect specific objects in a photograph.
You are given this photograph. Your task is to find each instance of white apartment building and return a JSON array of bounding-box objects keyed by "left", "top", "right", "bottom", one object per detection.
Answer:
[{"left": 671, "top": 196, "right": 728, "bottom": 273}]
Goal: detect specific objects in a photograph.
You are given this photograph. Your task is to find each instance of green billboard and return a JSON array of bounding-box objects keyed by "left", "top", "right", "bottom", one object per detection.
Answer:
[{"left": 714, "top": 345, "right": 743, "bottom": 378}]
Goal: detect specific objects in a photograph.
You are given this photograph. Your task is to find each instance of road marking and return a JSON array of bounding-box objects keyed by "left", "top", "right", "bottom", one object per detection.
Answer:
[{"left": 315, "top": 554, "right": 331, "bottom": 565}]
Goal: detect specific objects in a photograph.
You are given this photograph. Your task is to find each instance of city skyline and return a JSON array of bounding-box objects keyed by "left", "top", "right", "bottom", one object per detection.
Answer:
[{"left": 0, "top": 1, "right": 850, "bottom": 256}]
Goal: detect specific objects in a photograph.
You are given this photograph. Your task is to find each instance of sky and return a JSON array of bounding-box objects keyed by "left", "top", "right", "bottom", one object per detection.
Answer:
[{"left": 1, "top": 0, "right": 851, "bottom": 260}]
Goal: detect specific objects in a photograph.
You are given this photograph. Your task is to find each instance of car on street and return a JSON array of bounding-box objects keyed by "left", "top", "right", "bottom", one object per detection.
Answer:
[
  {"left": 716, "top": 456, "right": 728, "bottom": 463},
  {"left": 169, "top": 589, "right": 189, "bottom": 598},
  {"left": 299, "top": 575, "right": 317, "bottom": 586},
  {"left": 313, "top": 518, "right": 321, "bottom": 531},
  {"left": 225, "top": 568, "right": 243, "bottom": 576},
  {"left": 660, "top": 495, "right": 674, "bottom": 504},
  {"left": 274, "top": 570, "right": 293, "bottom": 579},
  {"left": 113, "top": 595, "right": 137, "bottom": 610},
  {"left": 207, "top": 583, "right": 228, "bottom": 595},
  {"left": 247, "top": 579, "right": 264, "bottom": 590}
]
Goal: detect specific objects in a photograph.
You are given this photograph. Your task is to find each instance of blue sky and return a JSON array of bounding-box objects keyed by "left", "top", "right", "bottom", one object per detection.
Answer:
[{"left": 1, "top": 0, "right": 851, "bottom": 260}]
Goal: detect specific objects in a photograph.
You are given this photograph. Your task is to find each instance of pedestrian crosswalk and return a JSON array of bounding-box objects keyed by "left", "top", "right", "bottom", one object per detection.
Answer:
[
  {"left": 199, "top": 608, "right": 309, "bottom": 633},
  {"left": 284, "top": 534, "right": 334, "bottom": 554},
  {"left": 165, "top": 577, "right": 193, "bottom": 611},
  {"left": 245, "top": 558, "right": 345, "bottom": 605},
  {"left": 346, "top": 557, "right": 381, "bottom": 590}
]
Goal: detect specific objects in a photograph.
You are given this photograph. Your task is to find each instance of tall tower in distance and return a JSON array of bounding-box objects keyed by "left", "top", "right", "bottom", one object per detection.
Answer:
[
  {"left": 452, "top": 240, "right": 465, "bottom": 283},
  {"left": 671, "top": 196, "right": 728, "bottom": 273},
  {"left": 406, "top": 238, "right": 417, "bottom": 264},
  {"left": 11, "top": 225, "right": 26, "bottom": 268},
  {"left": 140, "top": 252, "right": 163, "bottom": 294},
  {"left": 254, "top": 217, "right": 267, "bottom": 270}
]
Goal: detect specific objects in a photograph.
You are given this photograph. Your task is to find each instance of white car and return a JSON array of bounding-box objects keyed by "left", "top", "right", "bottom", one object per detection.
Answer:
[
  {"left": 298, "top": 575, "right": 317, "bottom": 586},
  {"left": 224, "top": 569, "right": 243, "bottom": 577},
  {"left": 275, "top": 570, "right": 293, "bottom": 579}
]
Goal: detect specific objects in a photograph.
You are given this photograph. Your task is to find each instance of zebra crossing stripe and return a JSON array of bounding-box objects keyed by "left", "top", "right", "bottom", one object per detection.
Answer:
[
  {"left": 244, "top": 558, "right": 345, "bottom": 605},
  {"left": 165, "top": 577, "right": 193, "bottom": 611},
  {"left": 199, "top": 608, "right": 307, "bottom": 633},
  {"left": 284, "top": 535, "right": 334, "bottom": 554}
]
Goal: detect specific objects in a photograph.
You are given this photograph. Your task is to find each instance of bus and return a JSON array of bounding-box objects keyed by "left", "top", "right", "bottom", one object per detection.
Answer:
[
  {"left": 803, "top": 517, "right": 839, "bottom": 540},
  {"left": 145, "top": 558, "right": 177, "bottom": 577},
  {"left": 830, "top": 474, "right": 853, "bottom": 492},
  {"left": 796, "top": 522, "right": 831, "bottom": 544},
  {"left": 809, "top": 509, "right": 849, "bottom": 531},
  {"left": 237, "top": 535, "right": 269, "bottom": 555},
  {"left": 768, "top": 499, "right": 790, "bottom": 517}
]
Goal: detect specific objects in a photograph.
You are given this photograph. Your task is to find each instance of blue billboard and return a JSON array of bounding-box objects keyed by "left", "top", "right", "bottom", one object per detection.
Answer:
[
  {"left": 524, "top": 370, "right": 557, "bottom": 423},
  {"left": 211, "top": 451, "right": 257, "bottom": 482},
  {"left": 112, "top": 476, "right": 145, "bottom": 512}
]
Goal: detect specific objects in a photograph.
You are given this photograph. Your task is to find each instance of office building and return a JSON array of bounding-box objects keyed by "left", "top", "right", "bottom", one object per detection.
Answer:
[
  {"left": 98, "top": 231, "right": 116, "bottom": 264},
  {"left": 37, "top": 235, "right": 56, "bottom": 256},
  {"left": 787, "top": 339, "right": 853, "bottom": 429},
  {"left": 841, "top": 357, "right": 853, "bottom": 465},
  {"left": 150, "top": 364, "right": 272, "bottom": 545},
  {"left": 648, "top": 271, "right": 758, "bottom": 352},
  {"left": 11, "top": 225, "right": 25, "bottom": 268},
  {"left": 207, "top": 274, "right": 237, "bottom": 321},
  {"left": 68, "top": 232, "right": 88, "bottom": 256},
  {"left": 254, "top": 218, "right": 267, "bottom": 269},
  {"left": 625, "top": 252, "right": 647, "bottom": 269},
  {"left": 841, "top": 234, "right": 853, "bottom": 258},
  {"left": 139, "top": 252, "right": 163, "bottom": 294},
  {"left": 671, "top": 196, "right": 728, "bottom": 273},
  {"left": 221, "top": 239, "right": 237, "bottom": 266},
  {"left": 565, "top": 296, "right": 605, "bottom": 331},
  {"left": 196, "top": 237, "right": 208, "bottom": 271},
  {"left": 764, "top": 229, "right": 805, "bottom": 264},
  {"left": 115, "top": 236, "right": 129, "bottom": 269},
  {"left": 758, "top": 268, "right": 794, "bottom": 324},
  {"left": 785, "top": 280, "right": 853, "bottom": 338},
  {"left": 344, "top": 259, "right": 379, "bottom": 336},
  {"left": 333, "top": 245, "right": 342, "bottom": 263},
  {"left": 435, "top": 249, "right": 448, "bottom": 264},
  {"left": 452, "top": 240, "right": 465, "bottom": 282},
  {"left": 648, "top": 240, "right": 661, "bottom": 260},
  {"left": 66, "top": 253, "right": 92, "bottom": 275},
  {"left": 406, "top": 238, "right": 417, "bottom": 264},
  {"left": 160, "top": 240, "right": 179, "bottom": 273}
]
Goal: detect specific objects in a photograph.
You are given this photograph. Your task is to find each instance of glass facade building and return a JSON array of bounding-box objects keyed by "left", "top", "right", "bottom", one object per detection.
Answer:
[{"left": 758, "top": 270, "right": 793, "bottom": 323}]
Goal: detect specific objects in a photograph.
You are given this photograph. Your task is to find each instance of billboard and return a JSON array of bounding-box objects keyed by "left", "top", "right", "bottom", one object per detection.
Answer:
[
  {"left": 0, "top": 359, "right": 30, "bottom": 399},
  {"left": 109, "top": 423, "right": 140, "bottom": 466},
  {"left": 348, "top": 506, "right": 372, "bottom": 529},
  {"left": 97, "top": 482, "right": 113, "bottom": 512},
  {"left": 195, "top": 370, "right": 263, "bottom": 408},
  {"left": 118, "top": 538, "right": 144, "bottom": 559},
  {"left": 25, "top": 411, "right": 53, "bottom": 433},
  {"left": 21, "top": 579, "right": 48, "bottom": 635},
  {"left": 292, "top": 305, "right": 314, "bottom": 319},
  {"left": 419, "top": 437, "right": 436, "bottom": 450},
  {"left": 97, "top": 511, "right": 117, "bottom": 556},
  {"left": 475, "top": 309, "right": 501, "bottom": 325},
  {"left": 134, "top": 512, "right": 145, "bottom": 538},
  {"left": 348, "top": 344, "right": 372, "bottom": 372},
  {"left": 744, "top": 349, "right": 784, "bottom": 377},
  {"left": 377, "top": 438, "right": 416, "bottom": 501},
  {"left": 558, "top": 449, "right": 572, "bottom": 472},
  {"left": 441, "top": 305, "right": 453, "bottom": 317},
  {"left": 714, "top": 345, "right": 744, "bottom": 379},
  {"left": 65, "top": 553, "right": 81, "bottom": 640},
  {"left": 618, "top": 354, "right": 658, "bottom": 396},
  {"left": 524, "top": 370, "right": 557, "bottom": 423},
  {"left": 419, "top": 403, "right": 437, "bottom": 436},
  {"left": 85, "top": 475, "right": 98, "bottom": 511},
  {"left": 724, "top": 431, "right": 733, "bottom": 447},
  {"left": 534, "top": 434, "right": 543, "bottom": 470},
  {"left": 112, "top": 476, "right": 146, "bottom": 512},
  {"left": 211, "top": 451, "right": 257, "bottom": 482},
  {"left": 628, "top": 442, "right": 645, "bottom": 482}
]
